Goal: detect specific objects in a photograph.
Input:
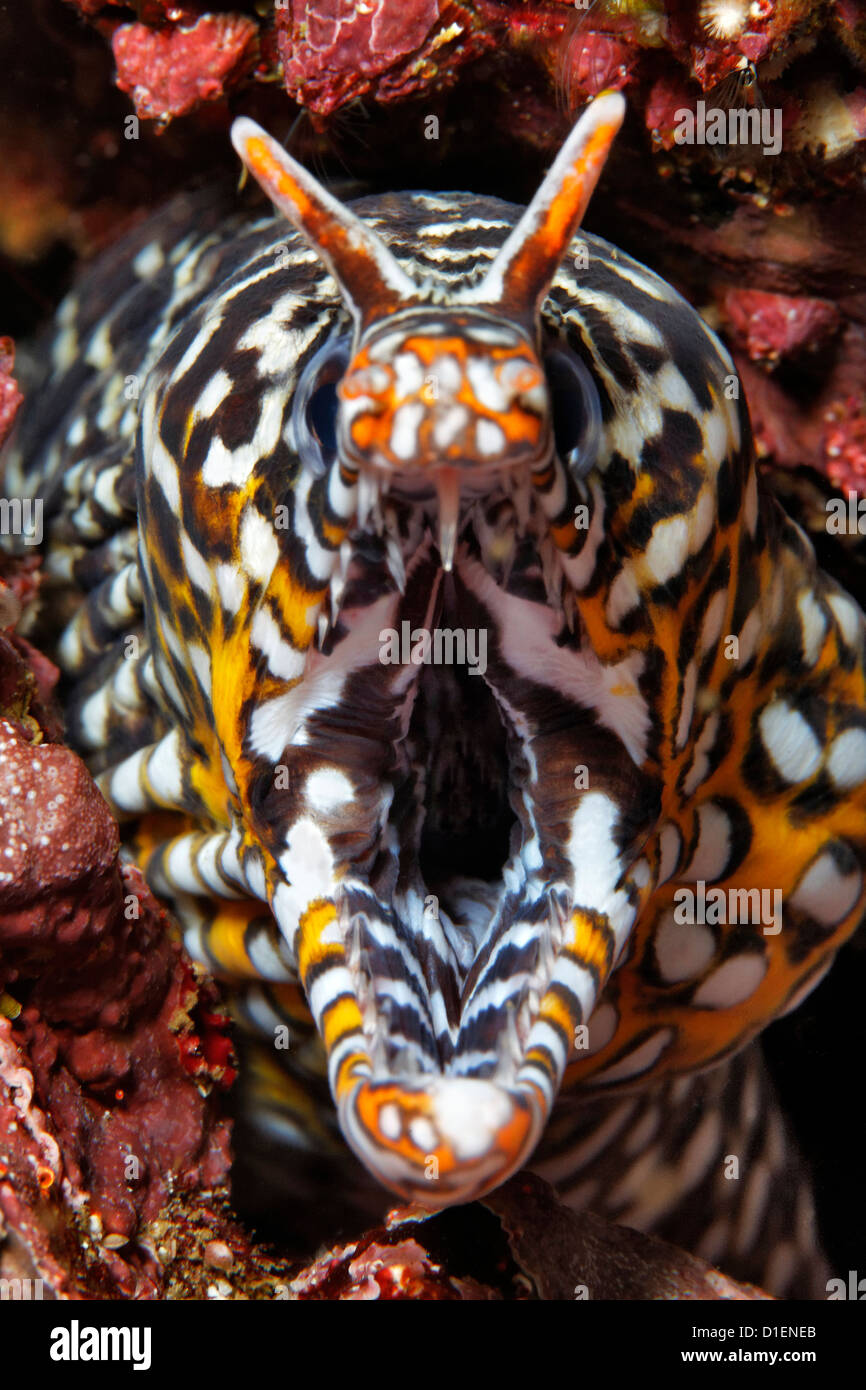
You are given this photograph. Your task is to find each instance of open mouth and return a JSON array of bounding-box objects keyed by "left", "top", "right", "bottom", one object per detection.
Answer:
[{"left": 254, "top": 467, "right": 656, "bottom": 1205}]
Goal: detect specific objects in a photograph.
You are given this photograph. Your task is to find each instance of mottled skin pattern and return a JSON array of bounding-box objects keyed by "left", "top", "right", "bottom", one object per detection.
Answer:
[{"left": 3, "top": 96, "right": 864, "bottom": 1295}]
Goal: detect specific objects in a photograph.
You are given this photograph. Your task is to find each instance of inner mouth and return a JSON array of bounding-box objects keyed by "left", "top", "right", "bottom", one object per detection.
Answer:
[
  {"left": 380, "top": 573, "right": 547, "bottom": 1070},
  {"left": 415, "top": 656, "right": 514, "bottom": 894}
]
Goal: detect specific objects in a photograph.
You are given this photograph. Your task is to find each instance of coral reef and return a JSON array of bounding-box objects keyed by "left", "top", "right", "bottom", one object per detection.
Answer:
[
  {"left": 0, "top": 579, "right": 233, "bottom": 1295},
  {"left": 0, "top": 342, "right": 22, "bottom": 452},
  {"left": 2, "top": 0, "right": 866, "bottom": 1300},
  {"left": 112, "top": 13, "right": 260, "bottom": 124},
  {"left": 275, "top": 0, "right": 494, "bottom": 114}
]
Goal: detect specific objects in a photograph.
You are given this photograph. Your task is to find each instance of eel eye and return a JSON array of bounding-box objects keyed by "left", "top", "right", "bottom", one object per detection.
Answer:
[
  {"left": 543, "top": 345, "right": 601, "bottom": 480},
  {"left": 293, "top": 332, "right": 352, "bottom": 476}
]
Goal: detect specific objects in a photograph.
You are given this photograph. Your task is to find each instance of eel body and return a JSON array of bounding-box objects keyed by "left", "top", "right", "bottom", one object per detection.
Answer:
[{"left": 4, "top": 94, "right": 864, "bottom": 1295}]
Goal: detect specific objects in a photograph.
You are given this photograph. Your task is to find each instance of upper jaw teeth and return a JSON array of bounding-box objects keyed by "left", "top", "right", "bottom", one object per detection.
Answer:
[
  {"left": 434, "top": 465, "right": 461, "bottom": 572},
  {"left": 356, "top": 469, "right": 386, "bottom": 533},
  {"left": 321, "top": 460, "right": 563, "bottom": 652}
]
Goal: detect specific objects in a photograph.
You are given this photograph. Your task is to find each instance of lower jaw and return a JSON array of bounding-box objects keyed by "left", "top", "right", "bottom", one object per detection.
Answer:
[
  {"left": 337, "top": 1072, "right": 550, "bottom": 1207},
  {"left": 324, "top": 834, "right": 581, "bottom": 1204}
]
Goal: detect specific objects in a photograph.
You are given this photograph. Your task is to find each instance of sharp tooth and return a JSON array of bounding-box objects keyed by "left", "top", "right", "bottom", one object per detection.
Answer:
[
  {"left": 329, "top": 542, "right": 352, "bottom": 625},
  {"left": 496, "top": 1000, "right": 522, "bottom": 1076},
  {"left": 516, "top": 977, "right": 542, "bottom": 1041},
  {"left": 317, "top": 609, "right": 330, "bottom": 649},
  {"left": 397, "top": 1043, "right": 422, "bottom": 1078},
  {"left": 385, "top": 531, "right": 406, "bottom": 593},
  {"left": 549, "top": 890, "right": 570, "bottom": 932},
  {"left": 349, "top": 910, "right": 372, "bottom": 983},
  {"left": 540, "top": 915, "right": 557, "bottom": 977},
  {"left": 369, "top": 1027, "right": 389, "bottom": 1077},
  {"left": 357, "top": 471, "right": 380, "bottom": 531},
  {"left": 330, "top": 578, "right": 344, "bottom": 627},
  {"left": 435, "top": 466, "right": 461, "bottom": 572},
  {"left": 347, "top": 914, "right": 361, "bottom": 969}
]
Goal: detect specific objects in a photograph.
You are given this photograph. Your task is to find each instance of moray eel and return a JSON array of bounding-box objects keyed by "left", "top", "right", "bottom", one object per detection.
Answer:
[{"left": 4, "top": 93, "right": 865, "bottom": 1293}]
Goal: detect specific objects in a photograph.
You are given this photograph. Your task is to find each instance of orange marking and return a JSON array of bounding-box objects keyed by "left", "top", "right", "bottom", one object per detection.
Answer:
[
  {"left": 536, "top": 992, "right": 575, "bottom": 1043},
  {"left": 544, "top": 120, "right": 622, "bottom": 253},
  {"left": 205, "top": 901, "right": 271, "bottom": 978},
  {"left": 351, "top": 1081, "right": 537, "bottom": 1185},
  {"left": 246, "top": 137, "right": 314, "bottom": 224},
  {"left": 294, "top": 899, "right": 345, "bottom": 986},
  {"left": 569, "top": 910, "right": 614, "bottom": 979},
  {"left": 321, "top": 995, "right": 365, "bottom": 1054}
]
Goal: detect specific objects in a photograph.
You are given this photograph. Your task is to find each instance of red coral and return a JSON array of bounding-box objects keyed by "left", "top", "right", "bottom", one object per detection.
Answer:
[
  {"left": 0, "top": 339, "right": 23, "bottom": 451},
  {"left": 0, "top": 721, "right": 121, "bottom": 953},
  {"left": 723, "top": 287, "right": 841, "bottom": 365},
  {"left": 289, "top": 1223, "right": 497, "bottom": 1299},
  {"left": 112, "top": 13, "right": 259, "bottom": 123},
  {"left": 645, "top": 72, "right": 700, "bottom": 149},
  {"left": 276, "top": 0, "right": 492, "bottom": 114},
  {"left": 823, "top": 396, "right": 866, "bottom": 492},
  {"left": 558, "top": 28, "right": 635, "bottom": 103},
  {"left": 682, "top": 0, "right": 813, "bottom": 90},
  {"left": 0, "top": 699, "right": 233, "bottom": 1259},
  {"left": 0, "top": 612, "right": 63, "bottom": 744}
]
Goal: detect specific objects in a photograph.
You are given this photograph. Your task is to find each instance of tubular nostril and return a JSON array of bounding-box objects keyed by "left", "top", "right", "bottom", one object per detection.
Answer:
[
  {"left": 341, "top": 364, "right": 394, "bottom": 400},
  {"left": 497, "top": 358, "right": 544, "bottom": 395},
  {"left": 337, "top": 1076, "right": 547, "bottom": 1206}
]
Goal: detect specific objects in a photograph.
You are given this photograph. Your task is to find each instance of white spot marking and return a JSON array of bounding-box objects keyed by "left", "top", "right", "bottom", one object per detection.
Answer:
[
  {"left": 476, "top": 418, "right": 506, "bottom": 456},
  {"left": 391, "top": 402, "right": 425, "bottom": 460},
  {"left": 594, "top": 1028, "right": 674, "bottom": 1083},
  {"left": 789, "top": 851, "right": 862, "bottom": 927},
  {"left": 827, "top": 727, "right": 866, "bottom": 789},
  {"left": 758, "top": 701, "right": 822, "bottom": 783},
  {"left": 692, "top": 953, "right": 767, "bottom": 1008},
  {"left": 797, "top": 589, "right": 827, "bottom": 667},
  {"left": 433, "top": 1080, "right": 514, "bottom": 1161},
  {"left": 683, "top": 801, "right": 731, "bottom": 882},
  {"left": 239, "top": 507, "right": 280, "bottom": 585},
  {"left": 304, "top": 767, "right": 355, "bottom": 815},
  {"left": 654, "top": 912, "right": 716, "bottom": 984}
]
